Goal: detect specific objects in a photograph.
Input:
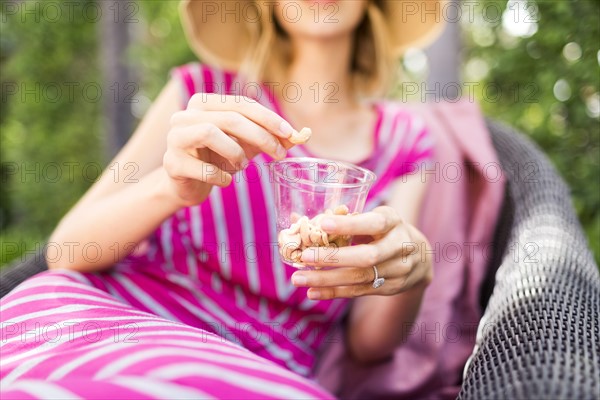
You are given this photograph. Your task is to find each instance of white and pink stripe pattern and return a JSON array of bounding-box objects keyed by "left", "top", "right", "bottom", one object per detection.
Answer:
[
  {"left": 0, "top": 62, "right": 434, "bottom": 398},
  {"left": 0, "top": 270, "right": 334, "bottom": 399}
]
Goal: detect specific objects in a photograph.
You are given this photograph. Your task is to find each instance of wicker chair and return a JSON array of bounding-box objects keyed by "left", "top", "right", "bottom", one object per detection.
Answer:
[
  {"left": 1, "top": 121, "right": 599, "bottom": 399},
  {"left": 460, "top": 120, "right": 599, "bottom": 399}
]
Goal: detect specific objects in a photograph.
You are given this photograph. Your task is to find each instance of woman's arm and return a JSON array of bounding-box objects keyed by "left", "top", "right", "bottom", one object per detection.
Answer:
[
  {"left": 289, "top": 173, "right": 432, "bottom": 363},
  {"left": 48, "top": 168, "right": 183, "bottom": 271},
  {"left": 48, "top": 80, "right": 183, "bottom": 271},
  {"left": 49, "top": 80, "right": 297, "bottom": 272},
  {"left": 346, "top": 174, "right": 430, "bottom": 363}
]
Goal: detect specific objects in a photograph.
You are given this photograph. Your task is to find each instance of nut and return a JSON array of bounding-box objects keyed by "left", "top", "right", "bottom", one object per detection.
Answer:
[
  {"left": 289, "top": 127, "right": 312, "bottom": 145},
  {"left": 288, "top": 221, "right": 300, "bottom": 235},
  {"left": 290, "top": 212, "right": 302, "bottom": 224},
  {"left": 278, "top": 205, "right": 356, "bottom": 267},
  {"left": 279, "top": 230, "right": 301, "bottom": 248},
  {"left": 278, "top": 229, "right": 302, "bottom": 260},
  {"left": 332, "top": 236, "right": 351, "bottom": 248},
  {"left": 321, "top": 230, "right": 329, "bottom": 246},
  {"left": 290, "top": 249, "right": 302, "bottom": 262},
  {"left": 310, "top": 229, "right": 323, "bottom": 246},
  {"left": 334, "top": 204, "right": 349, "bottom": 215},
  {"left": 298, "top": 216, "right": 312, "bottom": 247}
]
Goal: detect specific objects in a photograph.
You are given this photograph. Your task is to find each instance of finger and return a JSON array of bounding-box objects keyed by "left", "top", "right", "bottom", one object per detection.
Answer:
[
  {"left": 187, "top": 93, "right": 296, "bottom": 140},
  {"left": 307, "top": 285, "right": 370, "bottom": 300},
  {"left": 393, "top": 260, "right": 429, "bottom": 291},
  {"left": 292, "top": 257, "right": 410, "bottom": 288},
  {"left": 291, "top": 266, "right": 375, "bottom": 288},
  {"left": 299, "top": 233, "right": 401, "bottom": 268},
  {"left": 168, "top": 123, "right": 248, "bottom": 169},
  {"left": 306, "top": 283, "right": 395, "bottom": 300},
  {"left": 172, "top": 110, "right": 287, "bottom": 160},
  {"left": 318, "top": 207, "right": 401, "bottom": 236},
  {"left": 378, "top": 257, "right": 413, "bottom": 281},
  {"left": 164, "top": 150, "right": 232, "bottom": 187},
  {"left": 204, "top": 111, "right": 288, "bottom": 160}
]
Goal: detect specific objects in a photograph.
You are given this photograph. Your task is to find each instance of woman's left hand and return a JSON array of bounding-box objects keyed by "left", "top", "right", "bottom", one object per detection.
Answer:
[{"left": 290, "top": 206, "right": 433, "bottom": 300}]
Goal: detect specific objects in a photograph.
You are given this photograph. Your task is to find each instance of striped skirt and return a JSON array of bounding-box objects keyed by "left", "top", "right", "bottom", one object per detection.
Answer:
[{"left": 0, "top": 270, "right": 334, "bottom": 399}]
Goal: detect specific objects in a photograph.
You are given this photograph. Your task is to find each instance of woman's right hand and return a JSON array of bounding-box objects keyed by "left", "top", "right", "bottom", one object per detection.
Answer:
[{"left": 162, "top": 93, "right": 296, "bottom": 207}]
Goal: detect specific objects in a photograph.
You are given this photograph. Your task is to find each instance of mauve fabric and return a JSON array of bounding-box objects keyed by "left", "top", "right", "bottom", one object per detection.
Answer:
[{"left": 314, "top": 100, "right": 506, "bottom": 399}]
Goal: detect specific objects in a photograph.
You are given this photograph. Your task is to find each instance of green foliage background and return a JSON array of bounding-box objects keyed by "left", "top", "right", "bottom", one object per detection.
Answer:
[
  {"left": 1, "top": 0, "right": 103, "bottom": 263},
  {"left": 1, "top": 0, "right": 598, "bottom": 266},
  {"left": 461, "top": 0, "right": 599, "bottom": 264}
]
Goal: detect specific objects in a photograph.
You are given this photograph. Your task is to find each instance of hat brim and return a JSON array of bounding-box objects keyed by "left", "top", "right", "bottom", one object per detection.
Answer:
[
  {"left": 381, "top": 0, "right": 447, "bottom": 56},
  {"left": 180, "top": 0, "right": 446, "bottom": 69}
]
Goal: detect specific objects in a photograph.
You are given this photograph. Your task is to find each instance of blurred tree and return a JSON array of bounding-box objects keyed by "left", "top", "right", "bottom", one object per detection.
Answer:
[
  {"left": 100, "top": 0, "right": 135, "bottom": 158},
  {"left": 461, "top": 0, "right": 599, "bottom": 262},
  {"left": 1, "top": 0, "right": 102, "bottom": 263},
  {"left": 0, "top": 0, "right": 193, "bottom": 265}
]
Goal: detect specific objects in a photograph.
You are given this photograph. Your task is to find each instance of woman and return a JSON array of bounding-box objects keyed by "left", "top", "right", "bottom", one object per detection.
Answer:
[{"left": 1, "top": 1, "right": 444, "bottom": 398}]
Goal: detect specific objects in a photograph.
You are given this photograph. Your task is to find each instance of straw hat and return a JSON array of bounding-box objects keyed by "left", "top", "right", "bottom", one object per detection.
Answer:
[{"left": 180, "top": 0, "right": 446, "bottom": 71}]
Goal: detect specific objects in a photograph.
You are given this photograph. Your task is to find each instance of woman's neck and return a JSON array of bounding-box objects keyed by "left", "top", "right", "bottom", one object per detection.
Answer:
[
  {"left": 282, "top": 34, "right": 358, "bottom": 120},
  {"left": 277, "top": 33, "right": 378, "bottom": 164}
]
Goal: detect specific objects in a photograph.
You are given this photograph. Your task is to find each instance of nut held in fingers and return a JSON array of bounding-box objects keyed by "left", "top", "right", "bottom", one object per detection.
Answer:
[{"left": 289, "top": 127, "right": 312, "bottom": 145}]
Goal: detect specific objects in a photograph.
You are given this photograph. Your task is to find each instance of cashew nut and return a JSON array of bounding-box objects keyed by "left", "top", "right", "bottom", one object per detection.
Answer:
[
  {"left": 277, "top": 205, "right": 359, "bottom": 267},
  {"left": 334, "top": 204, "right": 349, "bottom": 215},
  {"left": 289, "top": 127, "right": 312, "bottom": 145}
]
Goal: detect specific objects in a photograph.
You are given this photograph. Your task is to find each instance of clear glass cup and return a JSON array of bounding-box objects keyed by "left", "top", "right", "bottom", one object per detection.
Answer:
[{"left": 269, "top": 157, "right": 377, "bottom": 267}]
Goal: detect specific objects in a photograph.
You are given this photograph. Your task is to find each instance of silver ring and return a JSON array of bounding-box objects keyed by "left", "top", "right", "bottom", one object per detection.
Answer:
[{"left": 372, "top": 265, "right": 385, "bottom": 289}]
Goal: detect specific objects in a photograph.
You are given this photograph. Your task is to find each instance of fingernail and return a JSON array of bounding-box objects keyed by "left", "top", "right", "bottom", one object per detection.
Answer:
[
  {"left": 276, "top": 144, "right": 287, "bottom": 159},
  {"left": 279, "top": 120, "right": 294, "bottom": 138},
  {"left": 301, "top": 249, "right": 317, "bottom": 263},
  {"left": 308, "top": 290, "right": 321, "bottom": 300},
  {"left": 292, "top": 273, "right": 307, "bottom": 286},
  {"left": 320, "top": 218, "right": 336, "bottom": 231}
]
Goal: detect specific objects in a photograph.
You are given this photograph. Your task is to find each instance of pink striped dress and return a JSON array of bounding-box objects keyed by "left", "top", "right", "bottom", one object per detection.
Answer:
[{"left": 0, "top": 63, "right": 434, "bottom": 398}]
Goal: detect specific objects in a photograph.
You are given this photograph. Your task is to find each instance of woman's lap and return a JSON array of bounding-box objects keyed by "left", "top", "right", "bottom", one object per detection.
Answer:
[{"left": 0, "top": 270, "right": 333, "bottom": 399}]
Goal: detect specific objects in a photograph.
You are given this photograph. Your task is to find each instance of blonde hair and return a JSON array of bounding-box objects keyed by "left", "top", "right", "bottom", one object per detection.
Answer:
[{"left": 240, "top": 0, "right": 394, "bottom": 99}]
